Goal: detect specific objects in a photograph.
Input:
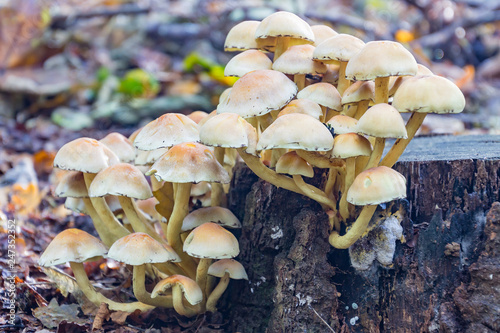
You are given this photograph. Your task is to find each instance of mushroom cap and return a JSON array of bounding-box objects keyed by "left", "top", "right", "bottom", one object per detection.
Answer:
[
  {"left": 326, "top": 115, "right": 358, "bottom": 134},
  {"left": 99, "top": 132, "right": 136, "bottom": 163},
  {"left": 182, "top": 206, "right": 241, "bottom": 232},
  {"left": 341, "top": 81, "right": 375, "bottom": 104},
  {"left": 64, "top": 197, "right": 88, "bottom": 215},
  {"left": 331, "top": 133, "right": 372, "bottom": 159},
  {"left": 54, "top": 137, "right": 120, "bottom": 174},
  {"left": 199, "top": 113, "right": 258, "bottom": 155},
  {"left": 272, "top": 44, "right": 327, "bottom": 75},
  {"left": 190, "top": 181, "right": 211, "bottom": 197},
  {"left": 345, "top": 41, "right": 418, "bottom": 80},
  {"left": 55, "top": 171, "right": 88, "bottom": 198},
  {"left": 296, "top": 82, "right": 342, "bottom": 111},
  {"left": 187, "top": 111, "right": 209, "bottom": 124},
  {"left": 388, "top": 63, "right": 433, "bottom": 96},
  {"left": 133, "top": 113, "right": 200, "bottom": 151},
  {"left": 311, "top": 24, "right": 338, "bottom": 46},
  {"left": 216, "top": 69, "right": 297, "bottom": 118},
  {"left": 151, "top": 275, "right": 203, "bottom": 305},
  {"left": 224, "top": 20, "right": 261, "bottom": 52},
  {"left": 313, "top": 34, "right": 365, "bottom": 63},
  {"left": 255, "top": 11, "right": 314, "bottom": 43},
  {"left": 257, "top": 113, "right": 334, "bottom": 151},
  {"left": 322, "top": 63, "right": 340, "bottom": 85},
  {"left": 148, "top": 142, "right": 230, "bottom": 184},
  {"left": 392, "top": 75, "right": 466, "bottom": 114},
  {"left": 134, "top": 148, "right": 169, "bottom": 166},
  {"left": 276, "top": 151, "right": 314, "bottom": 177},
  {"left": 357, "top": 103, "right": 408, "bottom": 139},
  {"left": 88, "top": 163, "right": 153, "bottom": 200},
  {"left": 39, "top": 228, "right": 108, "bottom": 266},
  {"left": 208, "top": 259, "right": 248, "bottom": 280},
  {"left": 224, "top": 50, "right": 273, "bottom": 77},
  {"left": 347, "top": 166, "right": 407, "bottom": 205},
  {"left": 183, "top": 222, "right": 239, "bottom": 259},
  {"left": 277, "top": 99, "right": 323, "bottom": 120},
  {"left": 107, "top": 232, "right": 180, "bottom": 265}
]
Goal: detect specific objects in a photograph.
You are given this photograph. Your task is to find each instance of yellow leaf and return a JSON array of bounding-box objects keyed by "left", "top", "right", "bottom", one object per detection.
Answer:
[{"left": 153, "top": 182, "right": 174, "bottom": 220}]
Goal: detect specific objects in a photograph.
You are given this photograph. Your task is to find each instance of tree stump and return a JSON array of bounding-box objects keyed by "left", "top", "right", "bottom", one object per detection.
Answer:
[{"left": 224, "top": 135, "right": 500, "bottom": 333}]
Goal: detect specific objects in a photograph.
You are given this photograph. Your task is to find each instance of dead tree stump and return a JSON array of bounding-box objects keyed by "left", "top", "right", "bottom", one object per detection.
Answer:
[{"left": 223, "top": 135, "right": 500, "bottom": 333}]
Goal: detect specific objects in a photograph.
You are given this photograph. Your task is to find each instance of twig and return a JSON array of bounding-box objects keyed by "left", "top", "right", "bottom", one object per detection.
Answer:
[{"left": 309, "top": 305, "right": 336, "bottom": 333}]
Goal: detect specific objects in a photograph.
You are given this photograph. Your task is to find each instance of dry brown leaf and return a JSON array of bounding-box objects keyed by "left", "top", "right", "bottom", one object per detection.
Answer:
[{"left": 153, "top": 182, "right": 174, "bottom": 220}]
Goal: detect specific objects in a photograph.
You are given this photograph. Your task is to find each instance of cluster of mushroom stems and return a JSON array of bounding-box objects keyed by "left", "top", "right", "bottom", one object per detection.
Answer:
[{"left": 40, "top": 10, "right": 465, "bottom": 317}]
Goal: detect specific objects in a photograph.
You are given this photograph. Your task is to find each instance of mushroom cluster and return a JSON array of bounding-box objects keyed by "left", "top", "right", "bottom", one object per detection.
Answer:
[{"left": 40, "top": 10, "right": 467, "bottom": 318}]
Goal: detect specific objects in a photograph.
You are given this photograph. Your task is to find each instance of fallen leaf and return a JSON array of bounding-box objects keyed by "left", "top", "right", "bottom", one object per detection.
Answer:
[
  {"left": 110, "top": 309, "right": 140, "bottom": 325},
  {"left": 92, "top": 302, "right": 110, "bottom": 330},
  {"left": 33, "top": 298, "right": 91, "bottom": 329}
]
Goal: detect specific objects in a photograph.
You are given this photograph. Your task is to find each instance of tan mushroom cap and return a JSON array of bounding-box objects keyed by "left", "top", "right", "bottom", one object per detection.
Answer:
[
  {"left": 255, "top": 11, "right": 314, "bottom": 43},
  {"left": 133, "top": 113, "right": 200, "bottom": 151},
  {"left": 347, "top": 166, "right": 406, "bottom": 205},
  {"left": 224, "top": 20, "right": 264, "bottom": 52},
  {"left": 313, "top": 34, "right": 365, "bottom": 63},
  {"left": 64, "top": 197, "right": 87, "bottom": 215},
  {"left": 88, "top": 163, "right": 153, "bottom": 200},
  {"left": 217, "top": 69, "right": 297, "bottom": 118},
  {"left": 187, "top": 111, "right": 209, "bottom": 124},
  {"left": 183, "top": 222, "right": 239, "bottom": 259},
  {"left": 311, "top": 25, "right": 338, "bottom": 46},
  {"left": 107, "top": 232, "right": 180, "bottom": 265},
  {"left": 277, "top": 99, "right": 323, "bottom": 120},
  {"left": 100, "top": 132, "right": 136, "bottom": 163},
  {"left": 199, "top": 113, "right": 258, "bottom": 155},
  {"left": 190, "top": 181, "right": 211, "bottom": 197},
  {"left": 224, "top": 50, "right": 272, "bottom": 77},
  {"left": 181, "top": 206, "right": 241, "bottom": 232},
  {"left": 39, "top": 228, "right": 108, "bottom": 266},
  {"left": 151, "top": 275, "right": 203, "bottom": 305},
  {"left": 296, "top": 82, "right": 342, "bottom": 111},
  {"left": 272, "top": 44, "right": 327, "bottom": 75},
  {"left": 392, "top": 75, "right": 466, "bottom": 114},
  {"left": 257, "top": 113, "right": 334, "bottom": 151},
  {"left": 55, "top": 171, "right": 88, "bottom": 198},
  {"left": 54, "top": 138, "right": 120, "bottom": 174},
  {"left": 276, "top": 151, "right": 314, "bottom": 177},
  {"left": 342, "top": 81, "right": 375, "bottom": 104},
  {"left": 128, "top": 127, "right": 142, "bottom": 143},
  {"left": 134, "top": 148, "right": 168, "bottom": 166},
  {"left": 357, "top": 103, "right": 408, "bottom": 139},
  {"left": 148, "top": 142, "right": 230, "bottom": 184},
  {"left": 208, "top": 259, "right": 248, "bottom": 280},
  {"left": 331, "top": 133, "right": 372, "bottom": 159},
  {"left": 388, "top": 64, "right": 433, "bottom": 96},
  {"left": 326, "top": 115, "right": 358, "bottom": 134},
  {"left": 345, "top": 41, "right": 418, "bottom": 80}
]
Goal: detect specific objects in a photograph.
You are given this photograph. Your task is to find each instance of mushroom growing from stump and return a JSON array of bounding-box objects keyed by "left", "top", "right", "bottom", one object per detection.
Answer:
[
  {"left": 152, "top": 274, "right": 203, "bottom": 317},
  {"left": 206, "top": 259, "right": 248, "bottom": 312}
]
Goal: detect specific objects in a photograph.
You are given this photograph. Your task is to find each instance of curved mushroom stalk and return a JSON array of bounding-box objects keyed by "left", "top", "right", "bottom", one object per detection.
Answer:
[
  {"left": 292, "top": 175, "right": 336, "bottom": 211},
  {"left": 152, "top": 275, "right": 203, "bottom": 317},
  {"left": 328, "top": 204, "right": 377, "bottom": 249},
  {"left": 206, "top": 272, "right": 230, "bottom": 312},
  {"left": 132, "top": 264, "right": 173, "bottom": 308},
  {"left": 338, "top": 157, "right": 356, "bottom": 220}
]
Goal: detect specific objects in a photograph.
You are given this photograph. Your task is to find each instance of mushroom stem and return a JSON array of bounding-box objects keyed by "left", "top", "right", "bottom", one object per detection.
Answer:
[
  {"left": 295, "top": 150, "right": 345, "bottom": 169},
  {"left": 273, "top": 36, "right": 290, "bottom": 61},
  {"left": 320, "top": 105, "right": 328, "bottom": 123},
  {"left": 168, "top": 183, "right": 198, "bottom": 278},
  {"left": 294, "top": 74, "right": 306, "bottom": 91},
  {"left": 172, "top": 285, "right": 200, "bottom": 317},
  {"left": 292, "top": 175, "right": 336, "bottom": 211},
  {"left": 364, "top": 137, "right": 385, "bottom": 170},
  {"left": 83, "top": 173, "right": 130, "bottom": 243},
  {"left": 82, "top": 198, "right": 115, "bottom": 247},
  {"left": 150, "top": 176, "right": 163, "bottom": 192},
  {"left": 343, "top": 104, "right": 357, "bottom": 118},
  {"left": 325, "top": 109, "right": 340, "bottom": 122},
  {"left": 211, "top": 147, "right": 226, "bottom": 207},
  {"left": 69, "top": 261, "right": 154, "bottom": 312},
  {"left": 206, "top": 272, "right": 230, "bottom": 312},
  {"left": 338, "top": 157, "right": 355, "bottom": 220},
  {"left": 196, "top": 258, "right": 212, "bottom": 300},
  {"left": 328, "top": 204, "right": 377, "bottom": 249},
  {"left": 133, "top": 264, "right": 173, "bottom": 308},
  {"left": 380, "top": 112, "right": 426, "bottom": 168},
  {"left": 374, "top": 77, "right": 390, "bottom": 104},
  {"left": 323, "top": 168, "right": 338, "bottom": 198},
  {"left": 354, "top": 100, "right": 370, "bottom": 120},
  {"left": 118, "top": 196, "right": 165, "bottom": 245},
  {"left": 337, "top": 61, "right": 351, "bottom": 96}
]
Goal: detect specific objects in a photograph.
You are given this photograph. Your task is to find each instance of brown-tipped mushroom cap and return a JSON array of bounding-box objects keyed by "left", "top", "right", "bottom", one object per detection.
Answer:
[
  {"left": 276, "top": 151, "right": 314, "bottom": 177},
  {"left": 88, "top": 163, "right": 153, "bottom": 200},
  {"left": 100, "top": 132, "right": 136, "bottom": 163},
  {"left": 345, "top": 41, "right": 418, "bottom": 81},
  {"left": 257, "top": 113, "right": 334, "bottom": 151},
  {"left": 341, "top": 81, "right": 375, "bottom": 105},
  {"left": 296, "top": 82, "right": 342, "bottom": 111},
  {"left": 272, "top": 44, "right": 327, "bottom": 75},
  {"left": 313, "top": 34, "right": 365, "bottom": 63},
  {"left": 255, "top": 11, "right": 314, "bottom": 43},
  {"left": 151, "top": 275, "right": 203, "bottom": 305},
  {"left": 311, "top": 25, "right": 338, "bottom": 46},
  {"left": 331, "top": 133, "right": 372, "bottom": 159},
  {"left": 224, "top": 50, "right": 272, "bottom": 77},
  {"left": 216, "top": 69, "right": 297, "bottom": 118},
  {"left": 199, "top": 113, "right": 258, "bottom": 155},
  {"left": 182, "top": 207, "right": 241, "bottom": 232},
  {"left": 133, "top": 113, "right": 199, "bottom": 151},
  {"left": 107, "top": 232, "right": 180, "bottom": 265},
  {"left": 357, "top": 103, "right": 408, "bottom": 139},
  {"left": 277, "top": 99, "right": 323, "bottom": 120},
  {"left": 326, "top": 115, "right": 358, "bottom": 134},
  {"left": 347, "top": 166, "right": 406, "bottom": 205},
  {"left": 183, "top": 222, "right": 239, "bottom": 259},
  {"left": 55, "top": 171, "right": 88, "bottom": 198},
  {"left": 208, "top": 259, "right": 248, "bottom": 280},
  {"left": 148, "top": 142, "right": 230, "bottom": 184},
  {"left": 39, "top": 228, "right": 108, "bottom": 266},
  {"left": 392, "top": 75, "right": 465, "bottom": 114},
  {"left": 224, "top": 20, "right": 261, "bottom": 52},
  {"left": 54, "top": 138, "right": 120, "bottom": 173}
]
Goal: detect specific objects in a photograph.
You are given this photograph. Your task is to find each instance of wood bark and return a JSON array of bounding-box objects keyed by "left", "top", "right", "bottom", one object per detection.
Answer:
[{"left": 223, "top": 135, "right": 500, "bottom": 333}]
